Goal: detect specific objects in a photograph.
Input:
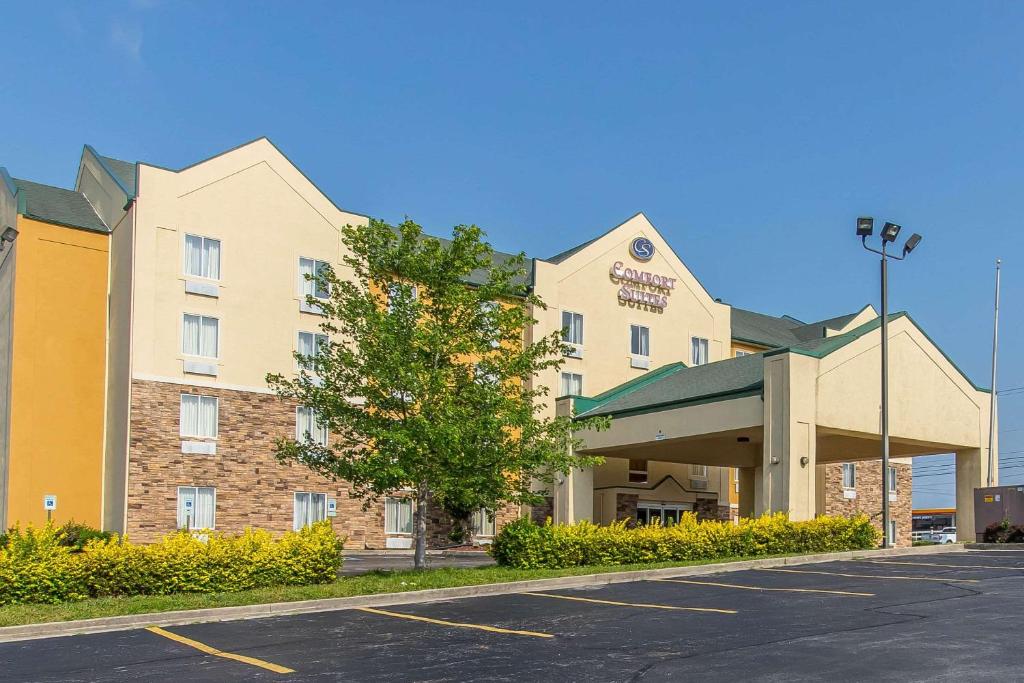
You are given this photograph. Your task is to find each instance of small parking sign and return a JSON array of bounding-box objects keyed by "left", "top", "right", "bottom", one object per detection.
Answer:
[
  {"left": 327, "top": 499, "right": 338, "bottom": 517},
  {"left": 43, "top": 495, "right": 57, "bottom": 511}
]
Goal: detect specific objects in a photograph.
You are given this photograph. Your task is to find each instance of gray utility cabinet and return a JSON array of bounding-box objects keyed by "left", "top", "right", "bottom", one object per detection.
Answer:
[{"left": 974, "top": 486, "right": 1024, "bottom": 540}]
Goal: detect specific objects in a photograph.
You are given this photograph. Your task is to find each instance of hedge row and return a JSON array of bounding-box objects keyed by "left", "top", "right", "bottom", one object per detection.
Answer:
[
  {"left": 489, "top": 513, "right": 881, "bottom": 569},
  {"left": 0, "top": 521, "right": 344, "bottom": 606}
]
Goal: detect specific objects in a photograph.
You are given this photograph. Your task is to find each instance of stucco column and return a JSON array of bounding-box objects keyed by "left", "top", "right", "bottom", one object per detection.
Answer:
[
  {"left": 956, "top": 448, "right": 995, "bottom": 542},
  {"left": 553, "top": 396, "right": 594, "bottom": 524},
  {"left": 738, "top": 467, "right": 756, "bottom": 519},
  {"left": 759, "top": 352, "right": 818, "bottom": 520}
]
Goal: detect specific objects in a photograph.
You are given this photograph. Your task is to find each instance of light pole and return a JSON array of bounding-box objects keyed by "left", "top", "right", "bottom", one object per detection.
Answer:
[{"left": 857, "top": 217, "right": 922, "bottom": 548}]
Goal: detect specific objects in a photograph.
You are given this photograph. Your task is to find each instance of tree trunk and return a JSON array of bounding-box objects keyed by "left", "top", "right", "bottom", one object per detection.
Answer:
[{"left": 414, "top": 483, "right": 429, "bottom": 570}]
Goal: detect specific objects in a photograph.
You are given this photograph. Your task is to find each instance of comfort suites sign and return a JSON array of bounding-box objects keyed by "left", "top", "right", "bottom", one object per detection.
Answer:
[{"left": 610, "top": 237, "right": 676, "bottom": 309}]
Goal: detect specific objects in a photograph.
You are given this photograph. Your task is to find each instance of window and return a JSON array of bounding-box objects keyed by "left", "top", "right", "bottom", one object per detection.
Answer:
[
  {"left": 735, "top": 350, "right": 751, "bottom": 357},
  {"left": 628, "top": 459, "right": 648, "bottom": 484},
  {"left": 471, "top": 509, "right": 496, "bottom": 537},
  {"left": 560, "top": 372, "right": 583, "bottom": 397},
  {"left": 842, "top": 463, "right": 856, "bottom": 489},
  {"left": 888, "top": 520, "right": 897, "bottom": 545},
  {"left": 561, "top": 311, "right": 583, "bottom": 346},
  {"left": 179, "top": 394, "right": 218, "bottom": 438},
  {"left": 630, "top": 325, "right": 650, "bottom": 357},
  {"left": 299, "top": 257, "right": 331, "bottom": 301},
  {"left": 691, "top": 464, "right": 708, "bottom": 478},
  {"left": 297, "top": 331, "right": 328, "bottom": 370},
  {"left": 888, "top": 466, "right": 898, "bottom": 493},
  {"left": 183, "top": 234, "right": 221, "bottom": 280},
  {"left": 480, "top": 301, "right": 500, "bottom": 348},
  {"left": 691, "top": 337, "right": 709, "bottom": 365},
  {"left": 177, "top": 486, "right": 215, "bottom": 530},
  {"left": 182, "top": 314, "right": 219, "bottom": 358},
  {"left": 734, "top": 469, "right": 740, "bottom": 493},
  {"left": 637, "top": 503, "right": 686, "bottom": 526},
  {"left": 293, "top": 492, "right": 327, "bottom": 531},
  {"left": 296, "top": 406, "right": 329, "bottom": 446},
  {"left": 385, "top": 497, "right": 413, "bottom": 535}
]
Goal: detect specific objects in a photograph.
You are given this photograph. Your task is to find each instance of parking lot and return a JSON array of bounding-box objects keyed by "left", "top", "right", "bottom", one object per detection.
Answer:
[{"left": 3, "top": 550, "right": 1024, "bottom": 682}]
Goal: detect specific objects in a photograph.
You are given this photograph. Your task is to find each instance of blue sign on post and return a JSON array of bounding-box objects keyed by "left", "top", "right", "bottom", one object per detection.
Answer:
[
  {"left": 630, "top": 236, "right": 655, "bottom": 261},
  {"left": 43, "top": 495, "right": 57, "bottom": 511}
]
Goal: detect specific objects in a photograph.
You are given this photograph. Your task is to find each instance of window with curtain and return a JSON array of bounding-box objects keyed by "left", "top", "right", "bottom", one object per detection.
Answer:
[
  {"left": 471, "top": 509, "right": 496, "bottom": 537},
  {"left": 297, "top": 331, "right": 328, "bottom": 370},
  {"left": 691, "top": 337, "right": 709, "bottom": 365},
  {"left": 691, "top": 463, "right": 708, "bottom": 477},
  {"left": 385, "top": 497, "right": 413, "bottom": 534},
  {"left": 293, "top": 492, "right": 327, "bottom": 530},
  {"left": 842, "top": 463, "right": 856, "bottom": 489},
  {"left": 630, "top": 324, "right": 650, "bottom": 357},
  {"left": 179, "top": 394, "right": 218, "bottom": 438},
  {"left": 183, "top": 234, "right": 221, "bottom": 280},
  {"left": 182, "top": 314, "right": 219, "bottom": 358},
  {"left": 299, "top": 257, "right": 330, "bottom": 300},
  {"left": 561, "top": 311, "right": 583, "bottom": 345},
  {"left": 177, "top": 486, "right": 215, "bottom": 530},
  {"left": 296, "top": 406, "right": 328, "bottom": 446},
  {"left": 560, "top": 372, "right": 583, "bottom": 397}
]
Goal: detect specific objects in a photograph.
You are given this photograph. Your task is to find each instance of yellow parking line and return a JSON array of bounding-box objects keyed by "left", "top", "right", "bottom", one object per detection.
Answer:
[
  {"left": 145, "top": 626, "right": 295, "bottom": 674},
  {"left": 654, "top": 578, "right": 873, "bottom": 596},
  {"left": 355, "top": 606, "right": 553, "bottom": 638},
  {"left": 864, "top": 559, "right": 1024, "bottom": 571},
  {"left": 525, "top": 591, "right": 736, "bottom": 613},
  {"left": 757, "top": 568, "right": 979, "bottom": 583}
]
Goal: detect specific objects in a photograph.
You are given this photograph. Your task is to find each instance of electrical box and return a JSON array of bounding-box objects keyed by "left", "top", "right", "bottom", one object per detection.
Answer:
[{"left": 974, "top": 486, "right": 1024, "bottom": 541}]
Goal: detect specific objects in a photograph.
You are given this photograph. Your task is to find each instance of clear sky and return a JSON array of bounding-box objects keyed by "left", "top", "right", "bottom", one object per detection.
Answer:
[{"left": 3, "top": 2, "right": 1021, "bottom": 508}]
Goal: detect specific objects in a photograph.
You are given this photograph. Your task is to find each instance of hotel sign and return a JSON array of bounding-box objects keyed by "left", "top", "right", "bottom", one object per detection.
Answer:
[{"left": 611, "top": 261, "right": 676, "bottom": 309}]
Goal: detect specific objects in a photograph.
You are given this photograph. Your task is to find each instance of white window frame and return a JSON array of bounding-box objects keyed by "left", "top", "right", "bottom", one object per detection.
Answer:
[
  {"left": 691, "top": 337, "right": 709, "bottom": 366},
  {"left": 297, "top": 331, "right": 329, "bottom": 370},
  {"left": 637, "top": 502, "right": 687, "bottom": 526},
  {"left": 299, "top": 257, "right": 331, "bottom": 312},
  {"left": 888, "top": 520, "right": 897, "bottom": 545},
  {"left": 561, "top": 310, "right": 584, "bottom": 351},
  {"left": 842, "top": 463, "right": 857, "bottom": 489},
  {"left": 471, "top": 508, "right": 496, "bottom": 538},
  {"left": 183, "top": 233, "right": 221, "bottom": 281},
  {"left": 296, "top": 406, "right": 329, "bottom": 446},
  {"left": 691, "top": 463, "right": 708, "bottom": 478},
  {"left": 630, "top": 324, "right": 650, "bottom": 358},
  {"left": 735, "top": 350, "right": 751, "bottom": 357},
  {"left": 179, "top": 394, "right": 219, "bottom": 439},
  {"left": 182, "top": 313, "right": 220, "bottom": 359},
  {"left": 293, "top": 491, "right": 328, "bottom": 531},
  {"left": 385, "top": 496, "right": 413, "bottom": 535},
  {"left": 177, "top": 486, "right": 216, "bottom": 530},
  {"left": 888, "top": 465, "right": 898, "bottom": 493},
  {"left": 560, "top": 372, "right": 583, "bottom": 397}
]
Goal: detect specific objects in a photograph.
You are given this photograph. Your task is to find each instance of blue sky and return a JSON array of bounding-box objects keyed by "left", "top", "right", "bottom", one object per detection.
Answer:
[{"left": 3, "top": 2, "right": 1021, "bottom": 508}]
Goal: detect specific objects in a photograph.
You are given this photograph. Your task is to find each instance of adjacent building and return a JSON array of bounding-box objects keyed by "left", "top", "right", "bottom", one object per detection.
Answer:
[{"left": 0, "top": 138, "right": 995, "bottom": 548}]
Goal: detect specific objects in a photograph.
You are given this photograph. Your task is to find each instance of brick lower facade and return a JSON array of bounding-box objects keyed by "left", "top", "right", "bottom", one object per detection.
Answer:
[
  {"left": 126, "top": 379, "right": 518, "bottom": 547},
  {"left": 822, "top": 461, "right": 913, "bottom": 547}
]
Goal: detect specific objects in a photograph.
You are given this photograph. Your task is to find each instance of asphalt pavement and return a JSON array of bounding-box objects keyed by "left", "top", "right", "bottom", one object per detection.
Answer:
[{"left": 3, "top": 549, "right": 1024, "bottom": 682}]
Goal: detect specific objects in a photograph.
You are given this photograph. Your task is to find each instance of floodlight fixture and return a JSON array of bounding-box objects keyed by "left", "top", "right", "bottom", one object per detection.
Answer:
[
  {"left": 902, "top": 233, "right": 922, "bottom": 256},
  {"left": 856, "top": 217, "right": 874, "bottom": 237},
  {"left": 881, "top": 222, "right": 902, "bottom": 243}
]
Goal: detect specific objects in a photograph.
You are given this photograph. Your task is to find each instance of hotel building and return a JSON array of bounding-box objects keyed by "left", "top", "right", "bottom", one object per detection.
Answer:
[{"left": 0, "top": 138, "right": 995, "bottom": 547}]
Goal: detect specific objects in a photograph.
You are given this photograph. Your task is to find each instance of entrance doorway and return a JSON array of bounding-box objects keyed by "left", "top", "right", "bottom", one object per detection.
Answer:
[{"left": 637, "top": 502, "right": 692, "bottom": 526}]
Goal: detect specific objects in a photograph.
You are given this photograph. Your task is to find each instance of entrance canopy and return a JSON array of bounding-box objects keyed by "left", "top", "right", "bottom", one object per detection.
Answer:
[{"left": 565, "top": 312, "right": 993, "bottom": 532}]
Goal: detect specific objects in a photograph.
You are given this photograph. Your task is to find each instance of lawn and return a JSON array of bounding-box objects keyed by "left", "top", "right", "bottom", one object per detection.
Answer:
[{"left": 0, "top": 554, "right": 795, "bottom": 628}]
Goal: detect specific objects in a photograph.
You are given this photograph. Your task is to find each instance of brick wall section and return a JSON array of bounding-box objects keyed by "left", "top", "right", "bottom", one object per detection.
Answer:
[
  {"left": 694, "top": 498, "right": 731, "bottom": 522},
  {"left": 823, "top": 461, "right": 912, "bottom": 547},
  {"left": 127, "top": 380, "right": 519, "bottom": 547},
  {"left": 530, "top": 497, "right": 554, "bottom": 525}
]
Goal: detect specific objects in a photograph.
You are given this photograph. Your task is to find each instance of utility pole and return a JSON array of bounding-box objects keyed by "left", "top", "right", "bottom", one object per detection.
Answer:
[{"left": 988, "top": 259, "right": 1001, "bottom": 486}]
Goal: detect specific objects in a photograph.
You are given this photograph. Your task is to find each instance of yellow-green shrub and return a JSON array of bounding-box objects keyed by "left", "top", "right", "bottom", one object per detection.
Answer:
[
  {"left": 490, "top": 513, "right": 880, "bottom": 569},
  {"left": 0, "top": 521, "right": 344, "bottom": 606}
]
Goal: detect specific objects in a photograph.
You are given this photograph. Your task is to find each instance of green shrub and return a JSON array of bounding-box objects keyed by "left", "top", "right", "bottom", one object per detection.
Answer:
[
  {"left": 0, "top": 521, "right": 344, "bottom": 606},
  {"left": 490, "top": 513, "right": 881, "bottom": 569},
  {"left": 55, "top": 521, "right": 113, "bottom": 551}
]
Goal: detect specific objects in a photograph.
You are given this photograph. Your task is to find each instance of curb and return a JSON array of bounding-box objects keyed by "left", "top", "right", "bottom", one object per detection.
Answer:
[
  {"left": 966, "top": 542, "right": 1024, "bottom": 550},
  {"left": 0, "top": 543, "right": 962, "bottom": 643}
]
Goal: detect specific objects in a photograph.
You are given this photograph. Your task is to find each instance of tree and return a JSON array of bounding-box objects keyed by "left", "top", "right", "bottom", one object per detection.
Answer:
[{"left": 267, "top": 219, "right": 609, "bottom": 568}]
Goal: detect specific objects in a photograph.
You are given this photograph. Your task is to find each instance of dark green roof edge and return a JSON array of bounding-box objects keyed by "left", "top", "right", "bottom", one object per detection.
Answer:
[
  {"left": 593, "top": 474, "right": 720, "bottom": 495},
  {"left": 730, "top": 336, "right": 773, "bottom": 348},
  {"left": 0, "top": 167, "right": 17, "bottom": 202},
  {"left": 577, "top": 386, "right": 762, "bottom": 421},
  {"left": 83, "top": 144, "right": 135, "bottom": 199},
  {"left": 572, "top": 362, "right": 687, "bottom": 415},
  {"left": 764, "top": 312, "right": 990, "bottom": 393}
]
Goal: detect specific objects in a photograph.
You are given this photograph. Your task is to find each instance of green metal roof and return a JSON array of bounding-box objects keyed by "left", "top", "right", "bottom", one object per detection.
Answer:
[
  {"left": 11, "top": 178, "right": 109, "bottom": 234},
  {"left": 97, "top": 155, "right": 137, "bottom": 197}
]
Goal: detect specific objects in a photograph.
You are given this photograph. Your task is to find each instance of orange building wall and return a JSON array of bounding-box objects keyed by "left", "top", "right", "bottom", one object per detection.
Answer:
[{"left": 6, "top": 216, "right": 109, "bottom": 527}]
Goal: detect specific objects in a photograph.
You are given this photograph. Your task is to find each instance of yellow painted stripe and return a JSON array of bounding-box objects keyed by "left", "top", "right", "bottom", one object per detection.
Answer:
[
  {"left": 145, "top": 626, "right": 295, "bottom": 674},
  {"left": 757, "top": 568, "right": 979, "bottom": 583},
  {"left": 654, "top": 578, "right": 874, "bottom": 596},
  {"left": 864, "top": 559, "right": 1024, "bottom": 571},
  {"left": 525, "top": 591, "right": 736, "bottom": 613},
  {"left": 355, "top": 606, "right": 553, "bottom": 638}
]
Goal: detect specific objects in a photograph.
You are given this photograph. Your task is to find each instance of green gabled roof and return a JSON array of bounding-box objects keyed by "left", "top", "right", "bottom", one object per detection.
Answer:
[
  {"left": 575, "top": 354, "right": 764, "bottom": 419},
  {"left": 730, "top": 305, "right": 871, "bottom": 348},
  {"left": 11, "top": 178, "right": 109, "bottom": 234}
]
